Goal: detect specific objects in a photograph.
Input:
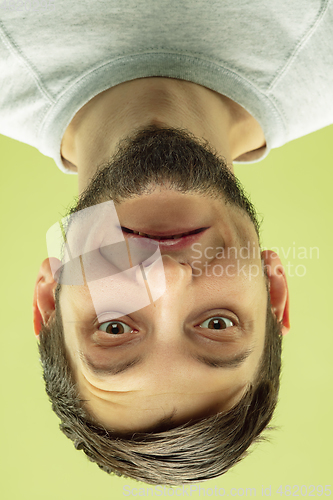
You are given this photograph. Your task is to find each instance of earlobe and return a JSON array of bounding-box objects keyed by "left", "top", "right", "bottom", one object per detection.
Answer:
[
  {"left": 261, "top": 250, "right": 290, "bottom": 336},
  {"left": 33, "top": 258, "right": 59, "bottom": 339}
]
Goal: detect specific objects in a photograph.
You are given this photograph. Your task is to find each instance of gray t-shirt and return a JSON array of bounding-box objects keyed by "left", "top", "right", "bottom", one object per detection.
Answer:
[{"left": 0, "top": 0, "right": 332, "bottom": 174}]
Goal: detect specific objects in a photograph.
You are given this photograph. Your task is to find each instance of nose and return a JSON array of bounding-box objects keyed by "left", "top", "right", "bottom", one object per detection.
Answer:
[
  {"left": 145, "top": 255, "right": 194, "bottom": 344},
  {"left": 133, "top": 254, "right": 193, "bottom": 314},
  {"left": 161, "top": 255, "right": 193, "bottom": 288}
]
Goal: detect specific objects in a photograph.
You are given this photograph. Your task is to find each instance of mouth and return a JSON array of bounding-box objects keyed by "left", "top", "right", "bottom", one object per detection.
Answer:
[
  {"left": 121, "top": 226, "right": 209, "bottom": 249},
  {"left": 121, "top": 227, "right": 207, "bottom": 240}
]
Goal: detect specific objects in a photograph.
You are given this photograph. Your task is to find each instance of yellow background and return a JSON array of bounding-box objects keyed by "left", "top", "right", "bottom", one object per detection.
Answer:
[{"left": 0, "top": 125, "right": 332, "bottom": 499}]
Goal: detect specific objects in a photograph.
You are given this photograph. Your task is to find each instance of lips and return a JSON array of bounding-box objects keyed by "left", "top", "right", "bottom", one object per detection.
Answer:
[
  {"left": 121, "top": 226, "right": 209, "bottom": 250},
  {"left": 121, "top": 227, "right": 207, "bottom": 240}
]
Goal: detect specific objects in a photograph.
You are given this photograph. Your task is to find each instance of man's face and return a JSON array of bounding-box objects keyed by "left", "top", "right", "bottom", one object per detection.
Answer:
[{"left": 57, "top": 127, "right": 268, "bottom": 434}]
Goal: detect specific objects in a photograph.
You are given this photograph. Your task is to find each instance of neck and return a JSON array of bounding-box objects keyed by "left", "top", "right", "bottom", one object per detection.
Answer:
[{"left": 61, "top": 77, "right": 265, "bottom": 193}]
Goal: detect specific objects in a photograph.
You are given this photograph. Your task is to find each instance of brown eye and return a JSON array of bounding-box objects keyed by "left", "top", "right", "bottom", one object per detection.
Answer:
[
  {"left": 199, "top": 317, "right": 234, "bottom": 330},
  {"left": 98, "top": 321, "right": 132, "bottom": 335}
]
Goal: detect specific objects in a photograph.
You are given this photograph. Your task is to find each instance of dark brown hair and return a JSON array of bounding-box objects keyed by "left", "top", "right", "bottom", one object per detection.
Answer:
[{"left": 38, "top": 283, "right": 282, "bottom": 486}]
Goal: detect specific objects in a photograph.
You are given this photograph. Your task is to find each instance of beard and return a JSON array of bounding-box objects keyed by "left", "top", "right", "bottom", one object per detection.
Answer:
[{"left": 68, "top": 125, "right": 260, "bottom": 237}]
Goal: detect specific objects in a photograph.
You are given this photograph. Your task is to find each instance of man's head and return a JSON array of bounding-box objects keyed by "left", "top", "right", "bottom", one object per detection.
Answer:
[
  {"left": 34, "top": 126, "right": 289, "bottom": 483},
  {"left": 38, "top": 288, "right": 282, "bottom": 485}
]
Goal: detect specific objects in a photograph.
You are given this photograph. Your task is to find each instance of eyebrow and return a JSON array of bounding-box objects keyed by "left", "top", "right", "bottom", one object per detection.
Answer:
[
  {"left": 193, "top": 349, "right": 253, "bottom": 368},
  {"left": 79, "top": 352, "right": 142, "bottom": 376},
  {"left": 79, "top": 348, "right": 253, "bottom": 377}
]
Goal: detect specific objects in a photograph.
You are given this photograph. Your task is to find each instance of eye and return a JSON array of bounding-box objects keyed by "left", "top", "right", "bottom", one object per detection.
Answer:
[
  {"left": 98, "top": 321, "right": 132, "bottom": 335},
  {"left": 199, "top": 316, "right": 234, "bottom": 330}
]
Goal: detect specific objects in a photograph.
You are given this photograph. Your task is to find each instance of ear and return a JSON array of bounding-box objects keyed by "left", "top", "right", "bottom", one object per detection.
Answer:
[
  {"left": 261, "top": 250, "right": 290, "bottom": 336},
  {"left": 33, "top": 258, "right": 59, "bottom": 339}
]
